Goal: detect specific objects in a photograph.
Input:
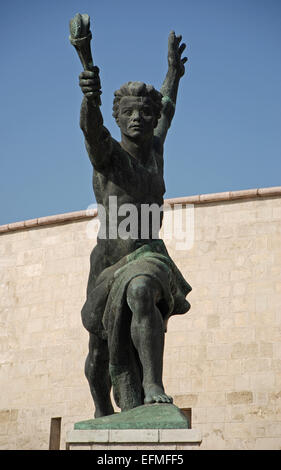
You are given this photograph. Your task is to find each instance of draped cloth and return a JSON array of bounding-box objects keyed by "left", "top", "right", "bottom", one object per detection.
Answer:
[{"left": 81, "top": 239, "right": 192, "bottom": 410}]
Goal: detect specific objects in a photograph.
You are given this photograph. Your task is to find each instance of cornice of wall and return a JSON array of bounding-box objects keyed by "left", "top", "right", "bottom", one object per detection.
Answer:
[{"left": 1, "top": 186, "right": 280, "bottom": 234}]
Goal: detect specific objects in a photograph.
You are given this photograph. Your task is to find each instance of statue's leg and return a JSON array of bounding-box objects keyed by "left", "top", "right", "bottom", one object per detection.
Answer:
[
  {"left": 85, "top": 332, "right": 115, "bottom": 418},
  {"left": 126, "top": 275, "right": 173, "bottom": 404}
]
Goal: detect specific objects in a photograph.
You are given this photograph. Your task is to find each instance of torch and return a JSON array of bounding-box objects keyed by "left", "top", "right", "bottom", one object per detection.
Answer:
[{"left": 69, "top": 13, "right": 101, "bottom": 106}]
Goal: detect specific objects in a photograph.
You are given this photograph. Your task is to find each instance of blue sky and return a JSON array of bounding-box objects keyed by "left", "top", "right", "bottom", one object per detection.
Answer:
[{"left": 0, "top": 0, "right": 280, "bottom": 225}]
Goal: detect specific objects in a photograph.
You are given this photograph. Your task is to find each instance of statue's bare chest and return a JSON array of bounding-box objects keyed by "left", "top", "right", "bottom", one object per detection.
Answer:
[{"left": 93, "top": 144, "right": 166, "bottom": 207}]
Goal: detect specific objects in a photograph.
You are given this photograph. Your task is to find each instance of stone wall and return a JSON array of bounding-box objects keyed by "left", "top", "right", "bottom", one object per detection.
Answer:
[{"left": 0, "top": 188, "right": 281, "bottom": 450}]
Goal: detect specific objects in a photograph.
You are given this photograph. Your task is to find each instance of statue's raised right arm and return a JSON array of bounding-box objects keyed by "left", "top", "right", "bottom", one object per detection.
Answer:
[
  {"left": 69, "top": 13, "right": 112, "bottom": 171},
  {"left": 154, "top": 31, "right": 187, "bottom": 144},
  {"left": 79, "top": 68, "right": 112, "bottom": 171}
]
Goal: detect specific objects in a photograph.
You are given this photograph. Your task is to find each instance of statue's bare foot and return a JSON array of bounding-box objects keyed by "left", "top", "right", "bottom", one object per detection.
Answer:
[{"left": 144, "top": 385, "right": 173, "bottom": 404}]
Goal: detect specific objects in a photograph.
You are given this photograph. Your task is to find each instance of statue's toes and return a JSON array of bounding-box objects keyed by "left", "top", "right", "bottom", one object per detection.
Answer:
[
  {"left": 154, "top": 394, "right": 173, "bottom": 403},
  {"left": 144, "top": 389, "right": 174, "bottom": 404}
]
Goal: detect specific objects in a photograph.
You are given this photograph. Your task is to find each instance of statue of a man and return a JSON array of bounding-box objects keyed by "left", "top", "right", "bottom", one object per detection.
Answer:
[{"left": 78, "top": 30, "right": 191, "bottom": 417}]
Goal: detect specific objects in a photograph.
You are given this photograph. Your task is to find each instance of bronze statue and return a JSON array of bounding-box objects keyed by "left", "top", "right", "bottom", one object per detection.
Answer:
[{"left": 70, "top": 13, "right": 191, "bottom": 418}]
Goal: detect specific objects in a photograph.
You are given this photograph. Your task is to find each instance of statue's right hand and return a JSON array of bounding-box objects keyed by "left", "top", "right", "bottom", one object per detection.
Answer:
[{"left": 79, "top": 67, "right": 102, "bottom": 101}]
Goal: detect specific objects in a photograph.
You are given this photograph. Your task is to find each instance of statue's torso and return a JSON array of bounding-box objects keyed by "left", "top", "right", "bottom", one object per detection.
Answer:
[{"left": 89, "top": 137, "right": 166, "bottom": 279}]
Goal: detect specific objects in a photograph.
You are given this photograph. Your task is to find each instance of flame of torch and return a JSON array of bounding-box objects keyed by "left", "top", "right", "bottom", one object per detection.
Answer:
[{"left": 69, "top": 13, "right": 101, "bottom": 106}]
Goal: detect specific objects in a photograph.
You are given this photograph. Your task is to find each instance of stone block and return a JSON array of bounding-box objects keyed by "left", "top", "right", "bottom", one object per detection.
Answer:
[
  {"left": 265, "top": 422, "right": 281, "bottom": 437},
  {"left": 0, "top": 410, "right": 11, "bottom": 424},
  {"left": 192, "top": 407, "right": 207, "bottom": 424},
  {"left": 250, "top": 372, "right": 275, "bottom": 391},
  {"left": 197, "top": 392, "right": 226, "bottom": 407},
  {"left": 226, "top": 391, "right": 253, "bottom": 405},
  {"left": 67, "top": 429, "right": 109, "bottom": 443},
  {"left": 173, "top": 394, "right": 198, "bottom": 408},
  {"left": 224, "top": 422, "right": 253, "bottom": 440},
  {"left": 70, "top": 445, "right": 92, "bottom": 450},
  {"left": 231, "top": 342, "right": 259, "bottom": 359},
  {"left": 206, "top": 406, "right": 227, "bottom": 423},
  {"left": 109, "top": 429, "right": 158, "bottom": 443},
  {"left": 66, "top": 427, "right": 202, "bottom": 450},
  {"left": 255, "top": 438, "right": 281, "bottom": 450},
  {"left": 234, "top": 374, "right": 251, "bottom": 389},
  {"left": 207, "top": 344, "right": 231, "bottom": 361},
  {"left": 206, "top": 375, "right": 234, "bottom": 392},
  {"left": 159, "top": 428, "right": 201, "bottom": 443}
]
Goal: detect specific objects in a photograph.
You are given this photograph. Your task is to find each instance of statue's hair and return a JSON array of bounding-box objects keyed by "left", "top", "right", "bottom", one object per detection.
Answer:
[{"left": 112, "top": 81, "right": 162, "bottom": 123}]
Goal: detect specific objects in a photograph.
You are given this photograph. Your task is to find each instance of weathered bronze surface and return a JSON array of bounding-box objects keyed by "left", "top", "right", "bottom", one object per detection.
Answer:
[
  {"left": 70, "top": 13, "right": 191, "bottom": 418},
  {"left": 74, "top": 403, "right": 190, "bottom": 430}
]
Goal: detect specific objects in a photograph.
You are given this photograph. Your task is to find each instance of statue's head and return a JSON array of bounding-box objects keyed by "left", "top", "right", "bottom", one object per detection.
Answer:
[{"left": 113, "top": 82, "right": 162, "bottom": 140}]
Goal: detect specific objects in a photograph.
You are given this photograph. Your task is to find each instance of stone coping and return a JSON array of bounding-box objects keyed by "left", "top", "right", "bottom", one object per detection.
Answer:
[
  {"left": 66, "top": 428, "right": 202, "bottom": 445},
  {"left": 1, "top": 186, "right": 280, "bottom": 234}
]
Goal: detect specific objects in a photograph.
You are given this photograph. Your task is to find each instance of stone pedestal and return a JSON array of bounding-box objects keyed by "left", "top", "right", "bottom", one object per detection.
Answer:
[{"left": 66, "top": 428, "right": 202, "bottom": 450}]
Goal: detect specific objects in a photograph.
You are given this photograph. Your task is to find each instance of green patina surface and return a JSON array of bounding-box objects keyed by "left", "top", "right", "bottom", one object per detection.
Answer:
[{"left": 74, "top": 404, "right": 190, "bottom": 430}]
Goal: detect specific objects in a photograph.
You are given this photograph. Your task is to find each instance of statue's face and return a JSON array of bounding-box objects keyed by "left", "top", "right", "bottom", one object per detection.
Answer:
[{"left": 117, "top": 96, "right": 156, "bottom": 140}]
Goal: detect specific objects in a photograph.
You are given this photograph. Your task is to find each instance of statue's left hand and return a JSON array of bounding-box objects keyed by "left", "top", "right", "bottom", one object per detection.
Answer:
[{"left": 168, "top": 31, "right": 187, "bottom": 77}]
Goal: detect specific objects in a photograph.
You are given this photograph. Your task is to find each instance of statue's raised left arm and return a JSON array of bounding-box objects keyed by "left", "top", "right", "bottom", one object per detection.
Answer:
[{"left": 154, "top": 31, "right": 187, "bottom": 144}]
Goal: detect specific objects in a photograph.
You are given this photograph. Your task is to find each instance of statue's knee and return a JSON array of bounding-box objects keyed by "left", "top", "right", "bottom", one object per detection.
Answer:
[{"left": 127, "top": 276, "right": 151, "bottom": 305}]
